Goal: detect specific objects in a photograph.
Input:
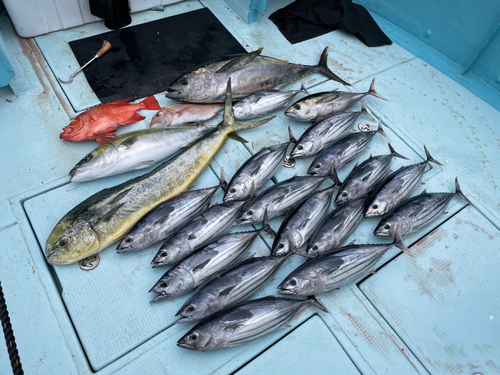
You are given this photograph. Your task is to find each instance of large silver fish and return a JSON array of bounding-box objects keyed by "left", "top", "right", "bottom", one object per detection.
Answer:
[
  {"left": 374, "top": 178, "right": 472, "bottom": 238},
  {"left": 45, "top": 81, "right": 274, "bottom": 265},
  {"left": 290, "top": 101, "right": 372, "bottom": 159},
  {"left": 307, "top": 120, "right": 388, "bottom": 176},
  {"left": 116, "top": 180, "right": 225, "bottom": 253},
  {"left": 224, "top": 127, "right": 296, "bottom": 202},
  {"left": 149, "top": 221, "right": 273, "bottom": 302},
  {"left": 285, "top": 78, "right": 386, "bottom": 122},
  {"left": 69, "top": 126, "right": 215, "bottom": 182},
  {"left": 151, "top": 200, "right": 247, "bottom": 267},
  {"left": 302, "top": 197, "right": 367, "bottom": 258},
  {"left": 271, "top": 186, "right": 335, "bottom": 256},
  {"left": 166, "top": 47, "right": 349, "bottom": 103},
  {"left": 237, "top": 173, "right": 339, "bottom": 225},
  {"left": 233, "top": 84, "right": 308, "bottom": 120},
  {"left": 365, "top": 146, "right": 442, "bottom": 217},
  {"left": 278, "top": 229, "right": 407, "bottom": 296},
  {"left": 335, "top": 144, "right": 408, "bottom": 206},
  {"left": 175, "top": 255, "right": 288, "bottom": 323},
  {"left": 177, "top": 296, "right": 328, "bottom": 351}
]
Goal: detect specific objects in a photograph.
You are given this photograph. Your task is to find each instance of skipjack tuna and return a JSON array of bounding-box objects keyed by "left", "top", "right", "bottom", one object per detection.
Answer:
[
  {"left": 60, "top": 95, "right": 161, "bottom": 144},
  {"left": 374, "top": 178, "right": 472, "bottom": 239},
  {"left": 166, "top": 47, "right": 349, "bottom": 103},
  {"left": 285, "top": 78, "right": 386, "bottom": 122},
  {"left": 177, "top": 296, "right": 328, "bottom": 351}
]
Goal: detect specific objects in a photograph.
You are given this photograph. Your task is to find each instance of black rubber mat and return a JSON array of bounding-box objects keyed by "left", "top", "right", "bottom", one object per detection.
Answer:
[{"left": 69, "top": 8, "right": 246, "bottom": 103}]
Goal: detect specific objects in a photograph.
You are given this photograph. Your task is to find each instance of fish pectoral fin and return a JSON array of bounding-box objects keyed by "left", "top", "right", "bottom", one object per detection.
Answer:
[
  {"left": 224, "top": 322, "right": 244, "bottom": 332},
  {"left": 228, "top": 133, "right": 249, "bottom": 144},
  {"left": 218, "top": 285, "right": 236, "bottom": 297},
  {"left": 192, "top": 259, "right": 211, "bottom": 272},
  {"left": 110, "top": 188, "right": 133, "bottom": 204},
  {"left": 249, "top": 165, "right": 262, "bottom": 177},
  {"left": 216, "top": 48, "right": 264, "bottom": 73},
  {"left": 97, "top": 202, "right": 126, "bottom": 224},
  {"left": 95, "top": 132, "right": 116, "bottom": 145},
  {"left": 187, "top": 233, "right": 197, "bottom": 240},
  {"left": 121, "top": 112, "right": 146, "bottom": 125},
  {"left": 317, "top": 94, "right": 340, "bottom": 104},
  {"left": 281, "top": 323, "right": 292, "bottom": 329},
  {"left": 298, "top": 219, "right": 310, "bottom": 231}
]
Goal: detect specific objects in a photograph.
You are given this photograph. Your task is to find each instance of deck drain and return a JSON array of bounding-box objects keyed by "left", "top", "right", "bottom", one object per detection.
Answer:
[
  {"left": 358, "top": 122, "right": 372, "bottom": 132},
  {"left": 283, "top": 156, "right": 296, "bottom": 168},
  {"left": 79, "top": 254, "right": 100, "bottom": 271}
]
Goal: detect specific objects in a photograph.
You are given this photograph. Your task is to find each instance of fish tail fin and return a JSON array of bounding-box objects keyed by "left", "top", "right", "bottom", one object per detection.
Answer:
[
  {"left": 392, "top": 224, "right": 413, "bottom": 257},
  {"left": 376, "top": 119, "right": 390, "bottom": 140},
  {"left": 221, "top": 79, "right": 275, "bottom": 134},
  {"left": 287, "top": 126, "right": 297, "bottom": 145},
  {"left": 360, "top": 100, "right": 375, "bottom": 121},
  {"left": 368, "top": 78, "right": 388, "bottom": 101},
  {"left": 317, "top": 47, "right": 350, "bottom": 86},
  {"left": 423, "top": 145, "right": 443, "bottom": 166},
  {"left": 140, "top": 95, "right": 161, "bottom": 111},
  {"left": 300, "top": 81, "right": 310, "bottom": 96},
  {"left": 307, "top": 295, "right": 329, "bottom": 313},
  {"left": 455, "top": 177, "right": 473, "bottom": 205},
  {"left": 388, "top": 143, "right": 409, "bottom": 160}
]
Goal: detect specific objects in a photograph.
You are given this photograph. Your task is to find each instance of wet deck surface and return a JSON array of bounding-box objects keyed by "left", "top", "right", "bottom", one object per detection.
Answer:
[{"left": 0, "top": 0, "right": 499, "bottom": 374}]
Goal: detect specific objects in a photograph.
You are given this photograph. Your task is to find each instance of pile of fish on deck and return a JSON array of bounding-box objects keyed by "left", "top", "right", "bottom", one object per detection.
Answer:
[{"left": 47, "top": 48, "right": 471, "bottom": 352}]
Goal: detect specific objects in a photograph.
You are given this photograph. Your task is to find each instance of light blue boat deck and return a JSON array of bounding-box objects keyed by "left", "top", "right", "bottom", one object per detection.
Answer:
[{"left": 0, "top": 0, "right": 499, "bottom": 374}]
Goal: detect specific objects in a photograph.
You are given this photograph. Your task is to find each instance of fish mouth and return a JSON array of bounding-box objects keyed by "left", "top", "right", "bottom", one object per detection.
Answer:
[
  {"left": 277, "top": 288, "right": 295, "bottom": 295},
  {"left": 374, "top": 229, "right": 390, "bottom": 237},
  {"left": 46, "top": 250, "right": 71, "bottom": 265},
  {"left": 175, "top": 317, "right": 194, "bottom": 324},
  {"left": 150, "top": 293, "right": 168, "bottom": 303},
  {"left": 177, "top": 341, "right": 194, "bottom": 350}
]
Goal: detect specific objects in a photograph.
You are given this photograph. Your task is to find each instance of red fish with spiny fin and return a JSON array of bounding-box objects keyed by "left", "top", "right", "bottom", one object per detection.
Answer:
[{"left": 60, "top": 95, "right": 161, "bottom": 145}]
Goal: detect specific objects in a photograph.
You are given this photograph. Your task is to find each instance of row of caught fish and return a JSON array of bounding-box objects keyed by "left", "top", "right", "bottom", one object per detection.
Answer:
[{"left": 68, "top": 77, "right": 382, "bottom": 182}]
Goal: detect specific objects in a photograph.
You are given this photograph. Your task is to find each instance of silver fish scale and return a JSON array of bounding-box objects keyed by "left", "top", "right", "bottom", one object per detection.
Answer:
[
  {"left": 153, "top": 200, "right": 247, "bottom": 266},
  {"left": 224, "top": 142, "right": 289, "bottom": 202},
  {"left": 336, "top": 154, "right": 394, "bottom": 204},
  {"left": 272, "top": 187, "right": 335, "bottom": 256},
  {"left": 151, "top": 231, "right": 258, "bottom": 300},
  {"left": 306, "top": 198, "right": 366, "bottom": 257},
  {"left": 177, "top": 256, "right": 286, "bottom": 322},
  {"left": 239, "top": 176, "right": 329, "bottom": 224},
  {"left": 118, "top": 185, "right": 220, "bottom": 252},
  {"left": 181, "top": 297, "right": 309, "bottom": 350},
  {"left": 378, "top": 193, "right": 455, "bottom": 236},
  {"left": 233, "top": 89, "right": 303, "bottom": 120},
  {"left": 367, "top": 163, "right": 427, "bottom": 216},
  {"left": 308, "top": 131, "right": 377, "bottom": 176},
  {"left": 291, "top": 112, "right": 359, "bottom": 158}
]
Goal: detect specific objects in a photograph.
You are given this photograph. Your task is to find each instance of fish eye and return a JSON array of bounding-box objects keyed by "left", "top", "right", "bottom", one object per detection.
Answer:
[
  {"left": 188, "top": 333, "right": 198, "bottom": 341},
  {"left": 289, "top": 279, "right": 297, "bottom": 286},
  {"left": 154, "top": 113, "right": 160, "bottom": 117},
  {"left": 82, "top": 155, "right": 91, "bottom": 163},
  {"left": 310, "top": 245, "right": 318, "bottom": 252},
  {"left": 160, "top": 281, "right": 167, "bottom": 288},
  {"left": 186, "top": 305, "right": 195, "bottom": 312},
  {"left": 179, "top": 78, "right": 188, "bottom": 86},
  {"left": 314, "top": 164, "right": 321, "bottom": 169},
  {"left": 229, "top": 188, "right": 236, "bottom": 194},
  {"left": 160, "top": 251, "right": 167, "bottom": 257},
  {"left": 124, "top": 237, "right": 132, "bottom": 244},
  {"left": 294, "top": 104, "right": 301, "bottom": 110},
  {"left": 246, "top": 210, "right": 253, "bottom": 216},
  {"left": 297, "top": 145, "right": 304, "bottom": 150},
  {"left": 341, "top": 192, "right": 348, "bottom": 197},
  {"left": 58, "top": 238, "right": 68, "bottom": 247},
  {"left": 277, "top": 243, "right": 285, "bottom": 249},
  {"left": 384, "top": 223, "right": 391, "bottom": 230},
  {"left": 371, "top": 204, "right": 378, "bottom": 210}
]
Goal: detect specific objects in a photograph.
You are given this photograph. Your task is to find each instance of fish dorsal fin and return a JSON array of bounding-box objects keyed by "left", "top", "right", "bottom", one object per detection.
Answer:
[
  {"left": 218, "top": 285, "right": 236, "bottom": 297},
  {"left": 348, "top": 239, "right": 356, "bottom": 245},
  {"left": 222, "top": 78, "right": 235, "bottom": 126},
  {"left": 421, "top": 189, "right": 428, "bottom": 195},
  {"left": 97, "top": 202, "right": 126, "bottom": 224},
  {"left": 192, "top": 259, "right": 211, "bottom": 272},
  {"left": 216, "top": 48, "right": 264, "bottom": 73},
  {"left": 118, "top": 135, "right": 140, "bottom": 149},
  {"left": 111, "top": 188, "right": 133, "bottom": 204},
  {"left": 317, "top": 93, "right": 340, "bottom": 104}
]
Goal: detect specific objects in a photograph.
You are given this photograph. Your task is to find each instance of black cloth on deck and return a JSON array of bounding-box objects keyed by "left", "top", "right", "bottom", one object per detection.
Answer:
[
  {"left": 269, "top": 0, "right": 392, "bottom": 47},
  {"left": 90, "top": 0, "right": 132, "bottom": 30}
]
